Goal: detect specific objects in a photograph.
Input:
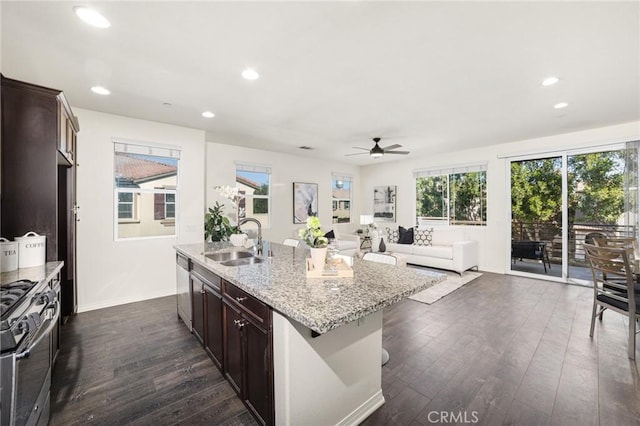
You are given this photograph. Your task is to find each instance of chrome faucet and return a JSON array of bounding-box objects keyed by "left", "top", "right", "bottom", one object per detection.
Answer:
[{"left": 238, "top": 218, "right": 263, "bottom": 255}]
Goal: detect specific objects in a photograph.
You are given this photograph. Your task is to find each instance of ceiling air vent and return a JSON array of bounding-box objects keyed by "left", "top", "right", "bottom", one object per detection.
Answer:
[{"left": 299, "top": 146, "right": 314, "bottom": 150}]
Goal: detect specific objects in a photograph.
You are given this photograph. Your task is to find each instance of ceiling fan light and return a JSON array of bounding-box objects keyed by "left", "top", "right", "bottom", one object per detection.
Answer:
[{"left": 370, "top": 142, "right": 384, "bottom": 158}]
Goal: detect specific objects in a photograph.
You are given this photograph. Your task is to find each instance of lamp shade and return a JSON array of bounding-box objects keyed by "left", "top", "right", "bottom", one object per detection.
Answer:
[{"left": 360, "top": 215, "right": 374, "bottom": 225}]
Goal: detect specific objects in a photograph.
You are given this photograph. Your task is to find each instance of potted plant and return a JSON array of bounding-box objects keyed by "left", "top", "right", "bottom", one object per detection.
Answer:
[
  {"left": 205, "top": 202, "right": 238, "bottom": 242},
  {"left": 298, "top": 216, "right": 328, "bottom": 270}
]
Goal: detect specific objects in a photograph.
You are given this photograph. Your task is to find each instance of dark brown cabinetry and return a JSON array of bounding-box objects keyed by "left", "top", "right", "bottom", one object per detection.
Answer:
[
  {"left": 191, "top": 263, "right": 224, "bottom": 369},
  {"left": 1, "top": 75, "right": 79, "bottom": 320},
  {"left": 204, "top": 285, "right": 224, "bottom": 368},
  {"left": 222, "top": 281, "right": 274, "bottom": 426},
  {"left": 191, "top": 273, "right": 205, "bottom": 345},
  {"left": 185, "top": 255, "right": 274, "bottom": 426}
]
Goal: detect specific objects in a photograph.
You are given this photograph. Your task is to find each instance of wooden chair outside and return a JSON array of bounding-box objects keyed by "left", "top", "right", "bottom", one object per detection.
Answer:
[{"left": 583, "top": 243, "right": 640, "bottom": 359}]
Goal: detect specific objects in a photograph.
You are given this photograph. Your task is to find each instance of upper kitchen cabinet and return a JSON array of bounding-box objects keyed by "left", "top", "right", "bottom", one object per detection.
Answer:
[
  {"left": 1, "top": 74, "right": 80, "bottom": 319},
  {"left": 58, "top": 97, "right": 78, "bottom": 166}
]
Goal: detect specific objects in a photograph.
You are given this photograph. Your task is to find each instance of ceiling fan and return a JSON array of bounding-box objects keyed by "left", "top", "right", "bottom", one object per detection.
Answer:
[{"left": 345, "top": 137, "right": 410, "bottom": 159}]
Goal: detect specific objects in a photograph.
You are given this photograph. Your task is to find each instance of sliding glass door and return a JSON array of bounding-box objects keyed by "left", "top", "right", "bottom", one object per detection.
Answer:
[
  {"left": 510, "top": 156, "right": 563, "bottom": 277},
  {"left": 509, "top": 144, "right": 635, "bottom": 283}
]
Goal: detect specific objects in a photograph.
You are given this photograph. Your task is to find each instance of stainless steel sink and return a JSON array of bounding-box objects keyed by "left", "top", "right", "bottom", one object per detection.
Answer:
[
  {"left": 220, "top": 257, "right": 266, "bottom": 267},
  {"left": 206, "top": 251, "right": 254, "bottom": 262}
]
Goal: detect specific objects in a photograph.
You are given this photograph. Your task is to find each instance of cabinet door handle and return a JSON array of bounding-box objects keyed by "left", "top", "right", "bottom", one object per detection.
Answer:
[
  {"left": 234, "top": 319, "right": 246, "bottom": 329},
  {"left": 236, "top": 296, "right": 247, "bottom": 303}
]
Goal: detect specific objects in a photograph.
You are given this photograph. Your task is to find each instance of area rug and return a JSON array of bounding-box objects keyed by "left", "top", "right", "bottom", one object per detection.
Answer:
[{"left": 409, "top": 270, "right": 482, "bottom": 304}]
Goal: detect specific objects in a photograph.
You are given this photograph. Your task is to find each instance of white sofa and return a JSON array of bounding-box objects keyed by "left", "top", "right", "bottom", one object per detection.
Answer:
[{"left": 382, "top": 227, "right": 479, "bottom": 275}]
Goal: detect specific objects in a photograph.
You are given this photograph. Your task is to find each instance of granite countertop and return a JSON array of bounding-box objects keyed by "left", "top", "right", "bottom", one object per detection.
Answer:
[
  {"left": 1, "top": 261, "right": 64, "bottom": 285},
  {"left": 176, "top": 241, "right": 446, "bottom": 334}
]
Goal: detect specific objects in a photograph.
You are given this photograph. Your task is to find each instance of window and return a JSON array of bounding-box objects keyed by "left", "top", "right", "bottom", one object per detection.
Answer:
[
  {"left": 114, "top": 141, "right": 180, "bottom": 239},
  {"left": 236, "top": 162, "right": 271, "bottom": 228},
  {"left": 414, "top": 164, "right": 487, "bottom": 226},
  {"left": 118, "top": 192, "right": 134, "bottom": 219},
  {"left": 332, "top": 174, "right": 352, "bottom": 223}
]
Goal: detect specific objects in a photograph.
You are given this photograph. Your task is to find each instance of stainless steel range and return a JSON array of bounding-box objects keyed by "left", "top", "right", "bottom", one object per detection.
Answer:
[{"left": 1, "top": 277, "right": 59, "bottom": 426}]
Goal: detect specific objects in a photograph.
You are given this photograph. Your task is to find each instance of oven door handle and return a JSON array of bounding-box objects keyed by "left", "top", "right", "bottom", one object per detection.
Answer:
[{"left": 15, "top": 300, "right": 60, "bottom": 360}]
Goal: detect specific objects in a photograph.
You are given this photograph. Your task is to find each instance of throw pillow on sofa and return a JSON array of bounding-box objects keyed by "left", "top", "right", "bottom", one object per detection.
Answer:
[
  {"left": 414, "top": 228, "right": 433, "bottom": 246},
  {"left": 386, "top": 227, "right": 399, "bottom": 243},
  {"left": 398, "top": 226, "right": 414, "bottom": 244}
]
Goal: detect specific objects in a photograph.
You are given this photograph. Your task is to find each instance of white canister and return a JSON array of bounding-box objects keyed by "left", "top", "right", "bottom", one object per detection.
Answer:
[
  {"left": 15, "top": 232, "right": 46, "bottom": 268},
  {"left": 0, "top": 237, "right": 19, "bottom": 272}
]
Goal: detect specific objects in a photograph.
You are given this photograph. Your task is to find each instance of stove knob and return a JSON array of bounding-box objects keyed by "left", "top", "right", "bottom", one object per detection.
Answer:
[
  {"left": 18, "top": 316, "right": 35, "bottom": 334},
  {"left": 39, "top": 289, "right": 57, "bottom": 306}
]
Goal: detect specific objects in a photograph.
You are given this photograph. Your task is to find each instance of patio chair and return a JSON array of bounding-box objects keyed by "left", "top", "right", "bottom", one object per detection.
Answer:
[
  {"left": 511, "top": 240, "right": 551, "bottom": 273},
  {"left": 362, "top": 252, "right": 397, "bottom": 366},
  {"left": 583, "top": 243, "right": 640, "bottom": 359},
  {"left": 584, "top": 231, "right": 606, "bottom": 245}
]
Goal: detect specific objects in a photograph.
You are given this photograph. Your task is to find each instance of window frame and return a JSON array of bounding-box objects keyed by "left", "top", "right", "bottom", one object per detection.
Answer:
[
  {"left": 331, "top": 174, "right": 353, "bottom": 224},
  {"left": 113, "top": 140, "right": 180, "bottom": 241},
  {"left": 165, "top": 193, "right": 176, "bottom": 219},
  {"left": 117, "top": 191, "right": 137, "bottom": 221},
  {"left": 414, "top": 164, "right": 487, "bottom": 227},
  {"left": 235, "top": 162, "right": 272, "bottom": 228}
]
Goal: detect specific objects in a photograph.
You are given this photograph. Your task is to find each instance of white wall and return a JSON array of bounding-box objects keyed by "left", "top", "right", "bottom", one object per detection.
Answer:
[
  {"left": 360, "top": 121, "right": 640, "bottom": 274},
  {"left": 75, "top": 108, "right": 205, "bottom": 312},
  {"left": 206, "top": 142, "right": 361, "bottom": 242}
]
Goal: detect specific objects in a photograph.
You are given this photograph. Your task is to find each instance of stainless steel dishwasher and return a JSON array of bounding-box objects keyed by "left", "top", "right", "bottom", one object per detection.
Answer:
[{"left": 176, "top": 252, "right": 192, "bottom": 331}]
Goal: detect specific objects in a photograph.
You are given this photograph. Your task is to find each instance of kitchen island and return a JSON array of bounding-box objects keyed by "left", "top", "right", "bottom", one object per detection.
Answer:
[{"left": 176, "top": 241, "right": 445, "bottom": 425}]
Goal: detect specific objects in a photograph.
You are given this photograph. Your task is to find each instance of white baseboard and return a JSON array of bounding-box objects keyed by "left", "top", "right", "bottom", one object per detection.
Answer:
[
  {"left": 78, "top": 289, "right": 175, "bottom": 313},
  {"left": 336, "top": 389, "right": 385, "bottom": 426}
]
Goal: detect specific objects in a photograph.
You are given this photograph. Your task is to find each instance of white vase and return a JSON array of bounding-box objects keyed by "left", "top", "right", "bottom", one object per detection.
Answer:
[{"left": 309, "top": 247, "right": 327, "bottom": 271}]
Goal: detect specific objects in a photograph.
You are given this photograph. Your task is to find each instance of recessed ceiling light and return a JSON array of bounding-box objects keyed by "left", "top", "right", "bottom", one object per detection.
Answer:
[
  {"left": 542, "top": 76, "right": 559, "bottom": 86},
  {"left": 554, "top": 102, "right": 569, "bottom": 109},
  {"left": 241, "top": 68, "right": 260, "bottom": 80},
  {"left": 90, "top": 86, "right": 110, "bottom": 95},
  {"left": 73, "top": 6, "right": 111, "bottom": 28},
  {"left": 202, "top": 111, "right": 215, "bottom": 118}
]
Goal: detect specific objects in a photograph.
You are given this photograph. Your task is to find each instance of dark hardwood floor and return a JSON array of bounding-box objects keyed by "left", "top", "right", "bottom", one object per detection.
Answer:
[
  {"left": 51, "top": 272, "right": 640, "bottom": 426},
  {"left": 50, "top": 296, "right": 257, "bottom": 425}
]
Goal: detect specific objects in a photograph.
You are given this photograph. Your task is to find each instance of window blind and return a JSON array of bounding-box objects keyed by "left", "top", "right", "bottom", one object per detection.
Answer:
[
  {"left": 235, "top": 162, "right": 272, "bottom": 174},
  {"left": 413, "top": 163, "right": 487, "bottom": 178},
  {"left": 114, "top": 140, "right": 181, "bottom": 159},
  {"left": 332, "top": 173, "right": 353, "bottom": 182}
]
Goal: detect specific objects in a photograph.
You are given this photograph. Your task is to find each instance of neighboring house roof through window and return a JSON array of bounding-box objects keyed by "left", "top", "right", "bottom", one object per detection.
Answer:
[
  {"left": 115, "top": 153, "right": 177, "bottom": 184},
  {"left": 236, "top": 175, "right": 260, "bottom": 190}
]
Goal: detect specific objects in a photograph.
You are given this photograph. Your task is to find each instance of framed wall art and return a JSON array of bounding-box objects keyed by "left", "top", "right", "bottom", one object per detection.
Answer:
[
  {"left": 293, "top": 182, "right": 318, "bottom": 224},
  {"left": 373, "top": 185, "right": 396, "bottom": 222}
]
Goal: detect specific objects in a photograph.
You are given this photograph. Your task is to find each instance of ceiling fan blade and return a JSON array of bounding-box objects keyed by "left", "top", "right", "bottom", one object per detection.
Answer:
[
  {"left": 351, "top": 147, "right": 370, "bottom": 151},
  {"left": 381, "top": 144, "right": 403, "bottom": 151},
  {"left": 344, "top": 152, "right": 369, "bottom": 156},
  {"left": 384, "top": 151, "right": 410, "bottom": 155}
]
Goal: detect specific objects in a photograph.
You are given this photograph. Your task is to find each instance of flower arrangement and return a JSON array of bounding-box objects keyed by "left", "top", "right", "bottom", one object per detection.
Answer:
[
  {"left": 215, "top": 185, "right": 244, "bottom": 206},
  {"left": 298, "top": 216, "right": 328, "bottom": 248}
]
